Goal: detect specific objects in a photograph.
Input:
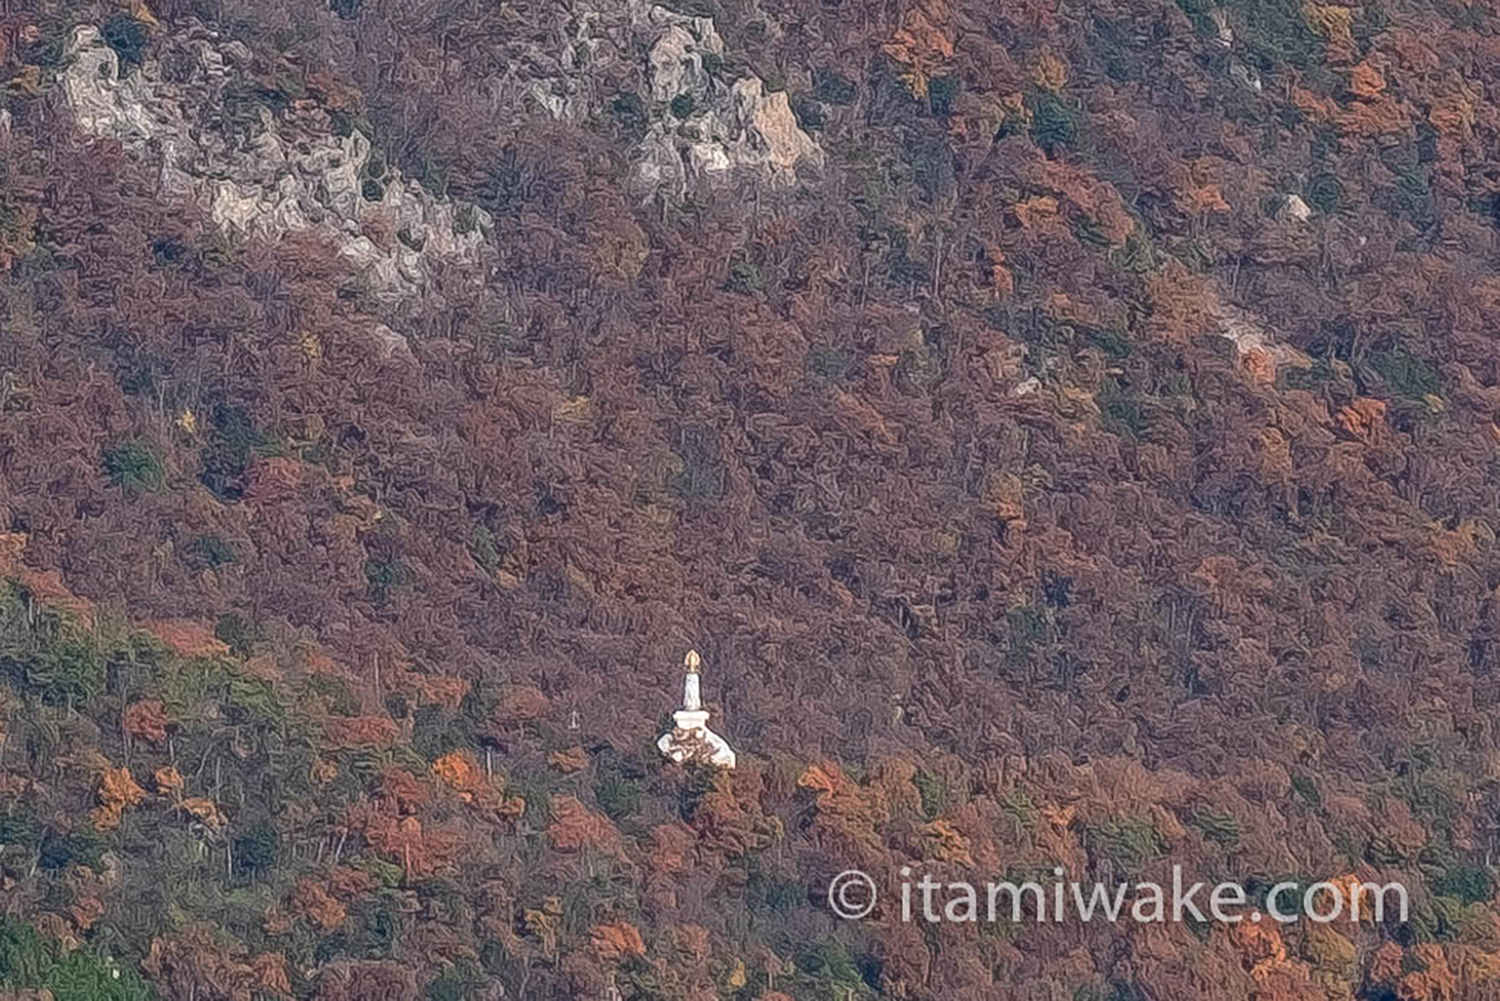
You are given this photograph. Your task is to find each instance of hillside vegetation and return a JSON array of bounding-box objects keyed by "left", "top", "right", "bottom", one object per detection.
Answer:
[{"left": 4, "top": 0, "right": 1500, "bottom": 997}]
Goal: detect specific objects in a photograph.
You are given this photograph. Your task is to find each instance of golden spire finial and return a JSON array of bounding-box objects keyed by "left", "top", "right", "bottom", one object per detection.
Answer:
[{"left": 684, "top": 649, "right": 701, "bottom": 673}]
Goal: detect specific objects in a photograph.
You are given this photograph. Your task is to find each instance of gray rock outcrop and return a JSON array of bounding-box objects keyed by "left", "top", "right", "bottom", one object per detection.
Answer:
[
  {"left": 59, "top": 24, "right": 493, "bottom": 310},
  {"left": 516, "top": 0, "right": 825, "bottom": 200}
]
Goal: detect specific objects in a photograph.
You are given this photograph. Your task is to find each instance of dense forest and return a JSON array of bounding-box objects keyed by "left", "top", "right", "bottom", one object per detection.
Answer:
[{"left": 4, "top": 0, "right": 1500, "bottom": 996}]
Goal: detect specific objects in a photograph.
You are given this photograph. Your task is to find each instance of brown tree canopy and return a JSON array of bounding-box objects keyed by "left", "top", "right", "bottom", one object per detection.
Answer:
[{"left": 3, "top": 0, "right": 1500, "bottom": 997}]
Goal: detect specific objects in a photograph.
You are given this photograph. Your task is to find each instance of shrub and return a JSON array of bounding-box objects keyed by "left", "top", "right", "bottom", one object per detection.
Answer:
[
  {"left": 676, "top": 763, "right": 718, "bottom": 822},
  {"left": 724, "top": 252, "right": 764, "bottom": 295},
  {"left": 150, "top": 237, "right": 186, "bottom": 266},
  {"left": 200, "top": 404, "right": 265, "bottom": 501},
  {"left": 214, "top": 612, "right": 257, "bottom": 657},
  {"left": 1433, "top": 864, "right": 1495, "bottom": 905},
  {"left": 0, "top": 918, "right": 52, "bottom": 986},
  {"left": 1189, "top": 806, "right": 1242, "bottom": 847},
  {"left": 43, "top": 948, "right": 155, "bottom": 1001},
  {"left": 1100, "top": 380, "right": 1149, "bottom": 439},
  {"left": 103, "top": 440, "right": 165, "bottom": 493},
  {"left": 468, "top": 526, "right": 500, "bottom": 573},
  {"left": 928, "top": 75, "right": 959, "bottom": 116},
  {"left": 1278, "top": 359, "right": 1334, "bottom": 392},
  {"left": 1290, "top": 770, "right": 1321, "bottom": 806},
  {"left": 1042, "top": 571, "right": 1074, "bottom": 608},
  {"left": 10, "top": 630, "right": 108, "bottom": 706},
  {"left": 812, "top": 68, "right": 857, "bottom": 105},
  {"left": 1369, "top": 345, "right": 1440, "bottom": 401},
  {"left": 610, "top": 92, "right": 648, "bottom": 139},
  {"left": 364, "top": 558, "right": 406, "bottom": 604},
  {"left": 410, "top": 703, "right": 476, "bottom": 759},
  {"left": 617, "top": 958, "right": 669, "bottom": 1001},
  {"left": 1086, "top": 815, "right": 1167, "bottom": 868},
  {"left": 1173, "top": 0, "right": 1216, "bottom": 32},
  {"left": 101, "top": 15, "right": 150, "bottom": 76},
  {"left": 310, "top": 675, "right": 361, "bottom": 716},
  {"left": 0, "top": 811, "right": 40, "bottom": 851},
  {"left": 1000, "top": 788, "right": 1037, "bottom": 827},
  {"left": 224, "top": 672, "right": 284, "bottom": 726},
  {"left": 1028, "top": 93, "right": 1081, "bottom": 155},
  {"left": 232, "top": 819, "right": 279, "bottom": 879},
  {"left": 1005, "top": 604, "right": 1048, "bottom": 656},
  {"left": 668, "top": 425, "right": 725, "bottom": 502},
  {"left": 913, "top": 769, "right": 948, "bottom": 820},
  {"left": 1305, "top": 172, "right": 1342, "bottom": 213},
  {"left": 1227, "top": 0, "right": 1323, "bottom": 73},
  {"left": 454, "top": 203, "right": 480, "bottom": 235},
  {"left": 426, "top": 959, "right": 485, "bottom": 1001},
  {"left": 1414, "top": 894, "right": 1469, "bottom": 942},
  {"left": 185, "top": 534, "right": 236, "bottom": 569},
  {"left": 594, "top": 771, "right": 642, "bottom": 821},
  {"left": 1085, "top": 327, "right": 1133, "bottom": 360},
  {"left": 745, "top": 864, "right": 805, "bottom": 914},
  {"left": 792, "top": 95, "right": 828, "bottom": 130},
  {"left": 1366, "top": 828, "right": 1411, "bottom": 866},
  {"left": 364, "top": 147, "right": 387, "bottom": 179},
  {"left": 807, "top": 345, "right": 853, "bottom": 381},
  {"left": 909, "top": 135, "right": 955, "bottom": 201},
  {"left": 794, "top": 940, "right": 863, "bottom": 985},
  {"left": 38, "top": 826, "right": 105, "bottom": 872},
  {"left": 347, "top": 893, "right": 403, "bottom": 957},
  {"left": 792, "top": 940, "right": 878, "bottom": 1000}
]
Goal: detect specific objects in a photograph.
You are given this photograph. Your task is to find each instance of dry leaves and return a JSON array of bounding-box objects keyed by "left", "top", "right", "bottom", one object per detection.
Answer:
[
  {"left": 589, "top": 922, "right": 647, "bottom": 962},
  {"left": 91, "top": 766, "right": 146, "bottom": 830}
]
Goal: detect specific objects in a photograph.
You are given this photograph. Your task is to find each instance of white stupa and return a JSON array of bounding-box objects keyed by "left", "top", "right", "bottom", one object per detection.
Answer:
[{"left": 657, "top": 650, "right": 736, "bottom": 769}]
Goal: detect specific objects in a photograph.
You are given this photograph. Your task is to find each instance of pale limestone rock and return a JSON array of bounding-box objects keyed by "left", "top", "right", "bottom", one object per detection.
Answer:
[
  {"left": 647, "top": 23, "right": 720, "bottom": 101},
  {"left": 521, "top": 0, "right": 821, "bottom": 200},
  {"left": 221, "top": 40, "right": 253, "bottom": 66},
  {"left": 733, "top": 77, "right": 825, "bottom": 174},
  {"left": 1213, "top": 302, "right": 1312, "bottom": 381},
  {"left": 632, "top": 132, "right": 689, "bottom": 201},
  {"left": 1211, "top": 9, "right": 1233, "bottom": 47},
  {"left": 686, "top": 142, "right": 732, "bottom": 176},
  {"left": 1279, "top": 193, "right": 1312, "bottom": 223},
  {"left": 525, "top": 79, "right": 574, "bottom": 120},
  {"left": 58, "top": 24, "right": 491, "bottom": 310},
  {"left": 366, "top": 323, "right": 413, "bottom": 361},
  {"left": 1230, "top": 59, "right": 1262, "bottom": 92}
]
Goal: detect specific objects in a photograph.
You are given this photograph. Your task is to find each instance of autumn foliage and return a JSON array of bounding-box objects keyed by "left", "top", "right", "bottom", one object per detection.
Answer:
[
  {"left": 90, "top": 766, "right": 146, "bottom": 830},
  {"left": 2, "top": 0, "right": 1500, "bottom": 996}
]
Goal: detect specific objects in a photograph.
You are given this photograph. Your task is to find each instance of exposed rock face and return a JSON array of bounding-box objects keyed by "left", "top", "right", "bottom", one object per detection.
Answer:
[
  {"left": 53, "top": 0, "right": 818, "bottom": 310},
  {"left": 1214, "top": 303, "right": 1311, "bottom": 384},
  {"left": 59, "top": 24, "right": 493, "bottom": 309},
  {"left": 1279, "top": 193, "right": 1312, "bottom": 223},
  {"left": 518, "top": 0, "right": 824, "bottom": 200}
]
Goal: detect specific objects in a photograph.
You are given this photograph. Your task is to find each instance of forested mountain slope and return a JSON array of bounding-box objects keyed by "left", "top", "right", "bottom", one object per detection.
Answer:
[{"left": 3, "top": 0, "right": 1500, "bottom": 997}]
